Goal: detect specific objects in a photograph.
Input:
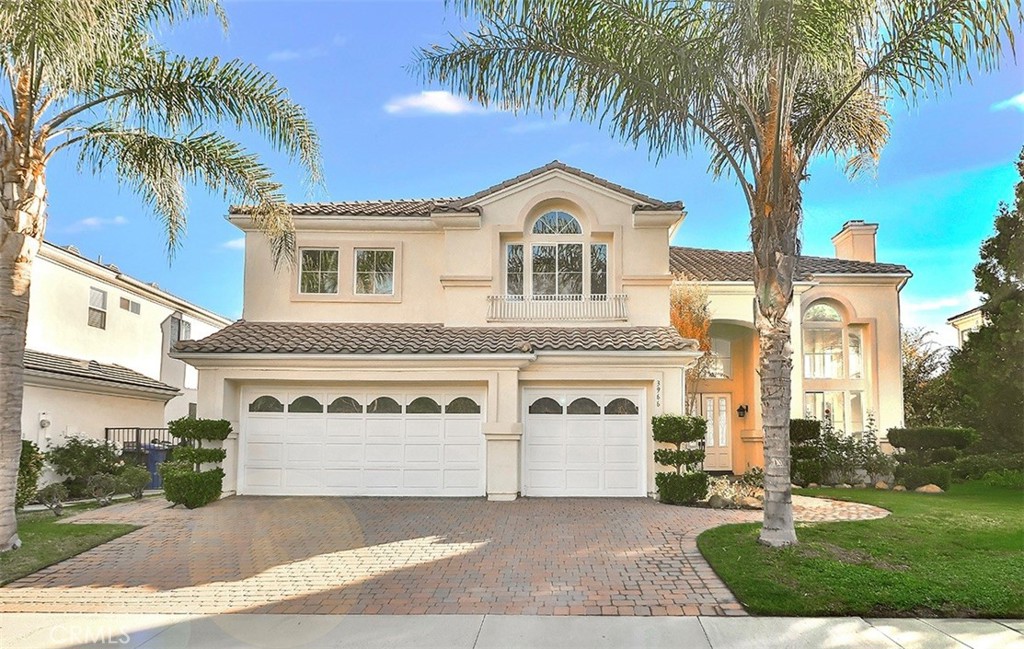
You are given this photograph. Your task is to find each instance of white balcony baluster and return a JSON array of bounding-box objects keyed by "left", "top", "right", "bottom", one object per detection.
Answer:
[{"left": 487, "top": 294, "right": 629, "bottom": 322}]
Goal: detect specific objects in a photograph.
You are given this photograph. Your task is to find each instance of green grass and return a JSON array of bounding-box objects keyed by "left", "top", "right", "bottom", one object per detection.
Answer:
[
  {"left": 697, "top": 482, "right": 1024, "bottom": 617},
  {"left": 0, "top": 507, "right": 137, "bottom": 585}
]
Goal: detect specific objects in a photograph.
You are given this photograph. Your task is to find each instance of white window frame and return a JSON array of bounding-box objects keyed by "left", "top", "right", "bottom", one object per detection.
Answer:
[
  {"left": 88, "top": 287, "right": 107, "bottom": 329},
  {"left": 801, "top": 301, "right": 869, "bottom": 436},
  {"left": 505, "top": 211, "right": 609, "bottom": 298}
]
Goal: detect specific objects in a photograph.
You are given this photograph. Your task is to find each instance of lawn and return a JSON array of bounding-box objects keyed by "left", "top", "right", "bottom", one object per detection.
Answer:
[
  {"left": 0, "top": 508, "right": 136, "bottom": 585},
  {"left": 697, "top": 481, "right": 1024, "bottom": 617}
]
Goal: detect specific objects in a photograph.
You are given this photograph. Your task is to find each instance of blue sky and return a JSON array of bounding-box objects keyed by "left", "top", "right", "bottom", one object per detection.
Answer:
[{"left": 42, "top": 0, "right": 1023, "bottom": 346}]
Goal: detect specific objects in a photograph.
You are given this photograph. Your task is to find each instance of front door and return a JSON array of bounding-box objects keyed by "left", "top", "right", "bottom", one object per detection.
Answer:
[{"left": 702, "top": 394, "right": 732, "bottom": 472}]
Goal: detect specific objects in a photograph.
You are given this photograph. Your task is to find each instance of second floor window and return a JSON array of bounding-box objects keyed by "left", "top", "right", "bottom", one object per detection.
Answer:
[
  {"left": 355, "top": 249, "right": 395, "bottom": 295},
  {"left": 299, "top": 248, "right": 339, "bottom": 294},
  {"left": 88, "top": 287, "right": 107, "bottom": 329},
  {"left": 506, "top": 210, "right": 609, "bottom": 299}
]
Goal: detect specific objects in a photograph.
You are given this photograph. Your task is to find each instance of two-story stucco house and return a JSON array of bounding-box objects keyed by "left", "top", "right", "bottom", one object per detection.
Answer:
[
  {"left": 175, "top": 162, "right": 909, "bottom": 500},
  {"left": 21, "top": 242, "right": 231, "bottom": 450}
]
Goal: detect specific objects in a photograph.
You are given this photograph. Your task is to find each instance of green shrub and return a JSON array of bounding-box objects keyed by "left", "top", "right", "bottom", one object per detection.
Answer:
[
  {"left": 46, "top": 436, "right": 120, "bottom": 497},
  {"left": 928, "top": 447, "right": 961, "bottom": 464},
  {"left": 36, "top": 483, "right": 68, "bottom": 517},
  {"left": 895, "top": 465, "right": 952, "bottom": 490},
  {"left": 170, "top": 446, "right": 227, "bottom": 467},
  {"left": 87, "top": 473, "right": 118, "bottom": 506},
  {"left": 982, "top": 469, "right": 1024, "bottom": 490},
  {"left": 792, "top": 459, "right": 823, "bottom": 486},
  {"left": 17, "top": 440, "right": 44, "bottom": 510},
  {"left": 117, "top": 465, "right": 151, "bottom": 500},
  {"left": 952, "top": 452, "right": 1024, "bottom": 481},
  {"left": 653, "top": 449, "right": 705, "bottom": 473},
  {"left": 655, "top": 471, "right": 709, "bottom": 505},
  {"left": 740, "top": 466, "right": 765, "bottom": 489},
  {"left": 652, "top": 415, "right": 707, "bottom": 445},
  {"left": 887, "top": 427, "right": 978, "bottom": 452},
  {"left": 790, "top": 419, "right": 822, "bottom": 444},
  {"left": 160, "top": 463, "right": 224, "bottom": 509},
  {"left": 168, "top": 417, "right": 232, "bottom": 442}
]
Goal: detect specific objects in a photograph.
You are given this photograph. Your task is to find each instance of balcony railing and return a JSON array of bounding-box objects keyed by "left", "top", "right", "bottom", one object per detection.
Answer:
[{"left": 487, "top": 294, "right": 629, "bottom": 322}]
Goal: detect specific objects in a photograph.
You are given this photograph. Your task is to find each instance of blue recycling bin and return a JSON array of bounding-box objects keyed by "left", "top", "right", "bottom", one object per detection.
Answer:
[{"left": 143, "top": 443, "right": 170, "bottom": 489}]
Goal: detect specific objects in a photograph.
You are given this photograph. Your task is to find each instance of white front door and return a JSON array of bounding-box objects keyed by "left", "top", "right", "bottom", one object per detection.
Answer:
[
  {"left": 521, "top": 389, "right": 646, "bottom": 497},
  {"left": 240, "top": 389, "right": 485, "bottom": 496},
  {"left": 702, "top": 393, "right": 732, "bottom": 471}
]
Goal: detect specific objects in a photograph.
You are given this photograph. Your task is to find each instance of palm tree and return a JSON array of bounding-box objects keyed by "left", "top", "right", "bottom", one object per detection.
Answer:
[
  {"left": 0, "top": 0, "right": 322, "bottom": 551},
  {"left": 417, "top": 0, "right": 1018, "bottom": 545}
]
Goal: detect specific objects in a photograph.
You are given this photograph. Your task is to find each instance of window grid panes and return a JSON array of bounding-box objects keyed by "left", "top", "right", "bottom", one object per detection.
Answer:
[
  {"left": 707, "top": 337, "right": 732, "bottom": 379},
  {"left": 355, "top": 249, "right": 395, "bottom": 295},
  {"left": 803, "top": 328, "right": 844, "bottom": 379},
  {"left": 299, "top": 249, "right": 339, "bottom": 294},
  {"left": 532, "top": 243, "right": 582, "bottom": 296},
  {"left": 590, "top": 244, "right": 608, "bottom": 297},
  {"left": 506, "top": 244, "right": 524, "bottom": 296},
  {"left": 88, "top": 287, "right": 107, "bottom": 329},
  {"left": 532, "top": 211, "right": 581, "bottom": 234}
]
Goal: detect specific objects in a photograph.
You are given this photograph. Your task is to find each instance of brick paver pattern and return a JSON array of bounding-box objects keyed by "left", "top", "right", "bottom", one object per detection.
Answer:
[{"left": 2, "top": 495, "right": 887, "bottom": 616}]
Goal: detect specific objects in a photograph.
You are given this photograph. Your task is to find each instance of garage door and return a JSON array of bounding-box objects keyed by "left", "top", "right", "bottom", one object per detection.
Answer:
[
  {"left": 522, "top": 389, "right": 646, "bottom": 497},
  {"left": 241, "top": 389, "right": 485, "bottom": 496}
]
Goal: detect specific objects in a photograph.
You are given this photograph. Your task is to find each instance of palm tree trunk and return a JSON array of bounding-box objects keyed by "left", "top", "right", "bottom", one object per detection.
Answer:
[{"left": 0, "top": 143, "right": 47, "bottom": 551}]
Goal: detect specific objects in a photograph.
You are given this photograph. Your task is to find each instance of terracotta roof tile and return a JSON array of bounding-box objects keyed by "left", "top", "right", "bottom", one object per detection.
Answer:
[
  {"left": 24, "top": 350, "right": 180, "bottom": 395},
  {"left": 174, "top": 321, "right": 695, "bottom": 355},
  {"left": 669, "top": 246, "right": 910, "bottom": 281}
]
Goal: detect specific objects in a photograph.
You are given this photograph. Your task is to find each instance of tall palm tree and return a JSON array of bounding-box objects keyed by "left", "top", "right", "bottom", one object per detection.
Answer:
[
  {"left": 0, "top": 0, "right": 322, "bottom": 551},
  {"left": 418, "top": 0, "right": 1018, "bottom": 545}
]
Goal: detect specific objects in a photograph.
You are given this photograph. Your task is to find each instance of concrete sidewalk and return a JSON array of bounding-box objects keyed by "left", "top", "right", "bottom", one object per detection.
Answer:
[{"left": 2, "top": 614, "right": 1021, "bottom": 649}]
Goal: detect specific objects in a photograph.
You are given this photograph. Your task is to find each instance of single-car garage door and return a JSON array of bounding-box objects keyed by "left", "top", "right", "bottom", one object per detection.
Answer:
[
  {"left": 521, "top": 389, "right": 646, "bottom": 497},
  {"left": 241, "top": 389, "right": 485, "bottom": 496}
]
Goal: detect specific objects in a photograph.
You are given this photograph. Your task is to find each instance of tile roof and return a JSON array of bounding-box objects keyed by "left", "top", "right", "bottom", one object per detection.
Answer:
[
  {"left": 24, "top": 350, "right": 180, "bottom": 395},
  {"left": 669, "top": 247, "right": 910, "bottom": 281},
  {"left": 230, "top": 161, "right": 681, "bottom": 217},
  {"left": 174, "top": 321, "right": 696, "bottom": 355}
]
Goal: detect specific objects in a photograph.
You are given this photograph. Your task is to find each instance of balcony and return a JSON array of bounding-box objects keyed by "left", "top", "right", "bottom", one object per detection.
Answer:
[{"left": 487, "top": 294, "right": 629, "bottom": 322}]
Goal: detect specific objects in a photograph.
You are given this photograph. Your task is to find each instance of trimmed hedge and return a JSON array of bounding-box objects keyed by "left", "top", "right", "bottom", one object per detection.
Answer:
[
  {"left": 895, "top": 465, "right": 952, "bottom": 490},
  {"left": 888, "top": 427, "right": 978, "bottom": 452},
  {"left": 17, "top": 440, "right": 44, "bottom": 510},
  {"left": 652, "top": 415, "right": 707, "bottom": 445},
  {"left": 171, "top": 446, "right": 228, "bottom": 466},
  {"left": 117, "top": 464, "right": 151, "bottom": 500},
  {"left": 928, "top": 447, "right": 961, "bottom": 464},
  {"left": 953, "top": 452, "right": 1024, "bottom": 481},
  {"left": 160, "top": 462, "right": 224, "bottom": 509},
  {"left": 653, "top": 449, "right": 705, "bottom": 472},
  {"left": 792, "top": 459, "right": 823, "bottom": 486},
  {"left": 655, "top": 472, "right": 709, "bottom": 505},
  {"left": 790, "top": 419, "right": 822, "bottom": 445},
  {"left": 168, "top": 417, "right": 232, "bottom": 442}
]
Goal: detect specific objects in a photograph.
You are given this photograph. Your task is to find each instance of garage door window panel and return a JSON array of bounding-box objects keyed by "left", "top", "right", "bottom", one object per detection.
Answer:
[
  {"left": 567, "top": 397, "right": 600, "bottom": 415},
  {"left": 529, "top": 397, "right": 563, "bottom": 414},
  {"left": 367, "top": 396, "right": 402, "bottom": 414},
  {"left": 604, "top": 398, "right": 639, "bottom": 415},
  {"left": 327, "top": 396, "right": 363, "bottom": 414},
  {"left": 407, "top": 396, "right": 442, "bottom": 414},
  {"left": 249, "top": 396, "right": 284, "bottom": 413},
  {"left": 445, "top": 397, "right": 481, "bottom": 414},
  {"left": 288, "top": 396, "right": 323, "bottom": 413}
]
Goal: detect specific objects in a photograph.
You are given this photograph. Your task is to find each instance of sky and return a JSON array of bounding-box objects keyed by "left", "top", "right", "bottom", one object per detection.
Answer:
[{"left": 41, "top": 0, "right": 1024, "bottom": 347}]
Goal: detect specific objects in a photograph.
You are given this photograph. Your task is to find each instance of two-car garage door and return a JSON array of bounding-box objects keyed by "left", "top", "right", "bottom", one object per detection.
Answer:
[{"left": 241, "top": 390, "right": 485, "bottom": 496}]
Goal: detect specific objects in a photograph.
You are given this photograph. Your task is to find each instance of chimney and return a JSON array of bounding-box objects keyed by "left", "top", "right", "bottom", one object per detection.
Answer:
[{"left": 831, "top": 220, "right": 878, "bottom": 263}]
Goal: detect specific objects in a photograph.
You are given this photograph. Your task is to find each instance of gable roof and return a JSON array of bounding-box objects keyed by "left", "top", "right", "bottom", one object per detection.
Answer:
[
  {"left": 669, "top": 246, "right": 910, "bottom": 281},
  {"left": 173, "top": 321, "right": 695, "bottom": 356},
  {"left": 24, "top": 349, "right": 180, "bottom": 396},
  {"left": 231, "top": 161, "right": 682, "bottom": 217}
]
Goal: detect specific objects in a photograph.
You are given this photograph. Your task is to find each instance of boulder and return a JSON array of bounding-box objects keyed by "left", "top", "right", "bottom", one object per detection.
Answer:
[
  {"left": 854, "top": 483, "right": 869, "bottom": 489},
  {"left": 791, "top": 484, "right": 801, "bottom": 490},
  {"left": 915, "top": 484, "right": 944, "bottom": 494},
  {"left": 874, "top": 481, "right": 890, "bottom": 490},
  {"left": 739, "top": 496, "right": 762, "bottom": 509},
  {"left": 708, "top": 494, "right": 730, "bottom": 509},
  {"left": 893, "top": 485, "right": 907, "bottom": 492},
  {"left": 836, "top": 483, "right": 852, "bottom": 489},
  {"left": 807, "top": 483, "right": 820, "bottom": 489}
]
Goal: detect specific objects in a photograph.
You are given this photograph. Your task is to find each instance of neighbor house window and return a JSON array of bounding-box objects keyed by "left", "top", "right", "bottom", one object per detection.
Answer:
[
  {"left": 168, "top": 315, "right": 192, "bottom": 351},
  {"left": 119, "top": 297, "right": 141, "bottom": 314},
  {"left": 707, "top": 337, "right": 732, "bottom": 379},
  {"left": 802, "top": 300, "right": 869, "bottom": 436},
  {"left": 88, "top": 287, "right": 107, "bottom": 329},
  {"left": 299, "top": 248, "right": 339, "bottom": 294},
  {"left": 354, "top": 249, "right": 395, "bottom": 295}
]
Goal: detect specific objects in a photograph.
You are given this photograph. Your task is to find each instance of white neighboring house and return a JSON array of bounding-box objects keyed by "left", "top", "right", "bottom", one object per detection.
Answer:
[
  {"left": 21, "top": 241, "right": 231, "bottom": 451},
  {"left": 947, "top": 306, "right": 987, "bottom": 349}
]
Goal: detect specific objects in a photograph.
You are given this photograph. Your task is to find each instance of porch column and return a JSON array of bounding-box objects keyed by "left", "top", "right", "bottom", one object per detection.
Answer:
[{"left": 484, "top": 369, "right": 521, "bottom": 501}]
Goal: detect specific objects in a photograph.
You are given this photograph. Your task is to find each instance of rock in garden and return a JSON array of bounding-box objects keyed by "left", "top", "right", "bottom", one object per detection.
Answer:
[
  {"left": 915, "top": 484, "right": 944, "bottom": 494},
  {"left": 874, "top": 481, "right": 889, "bottom": 490},
  {"left": 893, "top": 485, "right": 907, "bottom": 492},
  {"left": 837, "top": 483, "right": 852, "bottom": 489},
  {"left": 854, "top": 483, "right": 869, "bottom": 489},
  {"left": 708, "top": 494, "right": 730, "bottom": 509},
  {"left": 807, "top": 483, "right": 819, "bottom": 488},
  {"left": 740, "top": 496, "right": 762, "bottom": 509},
  {"left": 791, "top": 484, "right": 801, "bottom": 490}
]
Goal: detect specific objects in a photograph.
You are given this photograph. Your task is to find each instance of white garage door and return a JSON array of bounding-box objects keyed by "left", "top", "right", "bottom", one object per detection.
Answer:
[
  {"left": 522, "top": 389, "right": 646, "bottom": 497},
  {"left": 241, "top": 389, "right": 485, "bottom": 496}
]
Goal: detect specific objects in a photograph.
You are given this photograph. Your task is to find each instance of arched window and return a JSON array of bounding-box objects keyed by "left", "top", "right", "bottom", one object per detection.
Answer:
[
  {"left": 366, "top": 396, "right": 402, "bottom": 414},
  {"left": 407, "top": 396, "right": 442, "bottom": 414},
  {"left": 567, "top": 397, "right": 600, "bottom": 415},
  {"left": 604, "top": 398, "right": 638, "bottom": 415},
  {"left": 802, "top": 300, "right": 867, "bottom": 435},
  {"left": 528, "top": 397, "right": 563, "bottom": 414},
  {"left": 248, "top": 395, "right": 284, "bottom": 413},
  {"left": 446, "top": 397, "right": 481, "bottom": 414},
  {"left": 505, "top": 209, "right": 607, "bottom": 299},
  {"left": 288, "top": 396, "right": 323, "bottom": 413},
  {"left": 327, "top": 396, "right": 362, "bottom": 414},
  {"left": 802, "top": 301, "right": 849, "bottom": 379}
]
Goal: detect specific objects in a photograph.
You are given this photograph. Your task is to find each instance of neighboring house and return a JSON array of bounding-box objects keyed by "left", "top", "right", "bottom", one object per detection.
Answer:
[
  {"left": 175, "top": 162, "right": 909, "bottom": 500},
  {"left": 21, "top": 241, "right": 231, "bottom": 450},
  {"left": 947, "top": 306, "right": 986, "bottom": 348}
]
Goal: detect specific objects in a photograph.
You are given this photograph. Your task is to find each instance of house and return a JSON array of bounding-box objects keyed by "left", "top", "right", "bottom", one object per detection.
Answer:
[
  {"left": 947, "top": 306, "right": 986, "bottom": 348},
  {"left": 174, "top": 162, "right": 909, "bottom": 499},
  {"left": 21, "top": 241, "right": 231, "bottom": 451}
]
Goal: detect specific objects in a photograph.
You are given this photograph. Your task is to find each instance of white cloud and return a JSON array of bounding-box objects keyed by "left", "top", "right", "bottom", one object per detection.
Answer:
[
  {"left": 221, "top": 237, "right": 245, "bottom": 250},
  {"left": 991, "top": 91, "right": 1024, "bottom": 112},
  {"left": 63, "top": 215, "right": 128, "bottom": 233},
  {"left": 268, "top": 35, "right": 345, "bottom": 63},
  {"left": 384, "top": 91, "right": 488, "bottom": 116}
]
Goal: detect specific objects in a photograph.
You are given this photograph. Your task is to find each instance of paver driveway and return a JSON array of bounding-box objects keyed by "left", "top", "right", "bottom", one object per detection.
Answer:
[{"left": 2, "top": 496, "right": 886, "bottom": 616}]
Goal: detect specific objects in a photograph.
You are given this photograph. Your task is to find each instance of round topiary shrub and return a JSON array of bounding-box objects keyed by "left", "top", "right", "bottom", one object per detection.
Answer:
[
  {"left": 655, "top": 472, "right": 709, "bottom": 505},
  {"left": 652, "top": 414, "right": 708, "bottom": 505}
]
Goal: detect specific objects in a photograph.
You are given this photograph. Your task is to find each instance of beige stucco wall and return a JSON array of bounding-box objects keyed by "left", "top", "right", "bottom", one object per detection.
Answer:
[{"left": 237, "top": 171, "right": 681, "bottom": 327}]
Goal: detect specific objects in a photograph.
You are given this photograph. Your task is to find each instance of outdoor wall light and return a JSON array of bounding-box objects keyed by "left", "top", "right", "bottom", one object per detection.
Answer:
[{"left": 736, "top": 404, "right": 749, "bottom": 418}]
